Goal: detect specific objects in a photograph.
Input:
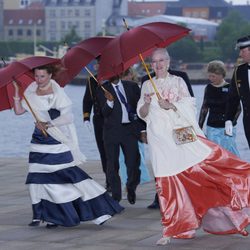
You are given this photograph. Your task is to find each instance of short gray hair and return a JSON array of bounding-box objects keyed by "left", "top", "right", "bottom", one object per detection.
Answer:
[
  {"left": 207, "top": 60, "right": 226, "bottom": 77},
  {"left": 151, "top": 48, "right": 170, "bottom": 60}
]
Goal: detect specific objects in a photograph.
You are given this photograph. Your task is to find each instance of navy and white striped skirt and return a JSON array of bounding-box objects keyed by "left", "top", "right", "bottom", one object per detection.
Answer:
[{"left": 26, "top": 127, "right": 124, "bottom": 227}]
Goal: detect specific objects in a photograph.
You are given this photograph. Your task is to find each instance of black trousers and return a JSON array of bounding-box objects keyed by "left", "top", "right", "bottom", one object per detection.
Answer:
[
  {"left": 93, "top": 115, "right": 109, "bottom": 186},
  {"left": 104, "top": 124, "right": 141, "bottom": 201}
]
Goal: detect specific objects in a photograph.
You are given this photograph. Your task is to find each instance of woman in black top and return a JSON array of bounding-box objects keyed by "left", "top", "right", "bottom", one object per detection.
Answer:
[{"left": 199, "top": 60, "right": 241, "bottom": 156}]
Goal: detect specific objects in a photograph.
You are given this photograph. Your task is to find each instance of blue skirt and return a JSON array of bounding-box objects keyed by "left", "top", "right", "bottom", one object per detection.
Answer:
[
  {"left": 26, "top": 128, "right": 124, "bottom": 227},
  {"left": 206, "top": 126, "right": 240, "bottom": 157}
]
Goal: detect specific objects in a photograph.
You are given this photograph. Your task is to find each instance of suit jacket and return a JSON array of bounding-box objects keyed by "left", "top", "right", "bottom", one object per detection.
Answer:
[
  {"left": 226, "top": 63, "right": 250, "bottom": 123},
  {"left": 97, "top": 80, "right": 146, "bottom": 142},
  {"left": 82, "top": 76, "right": 103, "bottom": 121},
  {"left": 141, "top": 69, "right": 194, "bottom": 97}
]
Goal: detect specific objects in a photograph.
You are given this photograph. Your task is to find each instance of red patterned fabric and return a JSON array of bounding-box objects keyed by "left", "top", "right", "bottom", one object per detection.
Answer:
[{"left": 156, "top": 137, "right": 250, "bottom": 238}]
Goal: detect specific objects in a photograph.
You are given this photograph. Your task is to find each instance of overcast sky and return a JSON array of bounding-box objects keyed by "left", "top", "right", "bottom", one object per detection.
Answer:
[{"left": 131, "top": 0, "right": 250, "bottom": 5}]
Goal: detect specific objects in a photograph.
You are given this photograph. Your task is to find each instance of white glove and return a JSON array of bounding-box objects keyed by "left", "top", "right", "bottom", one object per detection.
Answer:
[
  {"left": 84, "top": 121, "right": 92, "bottom": 133},
  {"left": 225, "top": 120, "right": 233, "bottom": 136}
]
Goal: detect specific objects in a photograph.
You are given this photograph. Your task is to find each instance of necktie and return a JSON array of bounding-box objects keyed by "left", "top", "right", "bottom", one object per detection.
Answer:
[
  {"left": 115, "top": 85, "right": 130, "bottom": 113},
  {"left": 115, "top": 85, "right": 137, "bottom": 121}
]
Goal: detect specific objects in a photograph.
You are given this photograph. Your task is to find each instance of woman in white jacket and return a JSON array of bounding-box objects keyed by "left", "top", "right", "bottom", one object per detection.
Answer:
[
  {"left": 12, "top": 65, "right": 123, "bottom": 228},
  {"left": 137, "top": 48, "right": 250, "bottom": 245}
]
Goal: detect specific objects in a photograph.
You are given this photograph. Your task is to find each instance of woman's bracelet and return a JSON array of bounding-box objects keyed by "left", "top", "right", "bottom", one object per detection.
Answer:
[{"left": 13, "top": 96, "right": 20, "bottom": 101}]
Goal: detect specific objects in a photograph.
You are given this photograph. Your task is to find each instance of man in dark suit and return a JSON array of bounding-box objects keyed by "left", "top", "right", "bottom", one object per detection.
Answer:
[
  {"left": 97, "top": 75, "right": 144, "bottom": 204},
  {"left": 142, "top": 68, "right": 194, "bottom": 209},
  {"left": 225, "top": 35, "right": 250, "bottom": 147},
  {"left": 82, "top": 59, "right": 112, "bottom": 191}
]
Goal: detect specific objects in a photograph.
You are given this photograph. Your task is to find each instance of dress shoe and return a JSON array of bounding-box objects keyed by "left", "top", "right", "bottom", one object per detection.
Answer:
[
  {"left": 28, "top": 220, "right": 40, "bottom": 226},
  {"left": 147, "top": 200, "right": 160, "bottom": 209},
  {"left": 127, "top": 189, "right": 136, "bottom": 204},
  {"left": 156, "top": 237, "right": 171, "bottom": 245},
  {"left": 46, "top": 223, "right": 58, "bottom": 229}
]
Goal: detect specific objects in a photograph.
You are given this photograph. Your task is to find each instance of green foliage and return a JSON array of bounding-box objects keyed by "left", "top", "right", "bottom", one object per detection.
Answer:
[
  {"left": 167, "top": 10, "right": 250, "bottom": 63},
  {"left": 168, "top": 36, "right": 202, "bottom": 62},
  {"left": 202, "top": 47, "right": 221, "bottom": 62},
  {"left": 0, "top": 41, "right": 34, "bottom": 59},
  {"left": 216, "top": 10, "right": 250, "bottom": 61},
  {"left": 61, "top": 27, "right": 82, "bottom": 46}
]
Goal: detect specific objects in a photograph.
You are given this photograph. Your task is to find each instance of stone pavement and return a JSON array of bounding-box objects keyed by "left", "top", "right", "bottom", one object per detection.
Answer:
[{"left": 0, "top": 157, "right": 250, "bottom": 250}]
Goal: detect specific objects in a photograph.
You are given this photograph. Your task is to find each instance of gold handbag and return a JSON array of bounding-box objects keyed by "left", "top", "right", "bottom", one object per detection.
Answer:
[{"left": 173, "top": 126, "right": 197, "bottom": 145}]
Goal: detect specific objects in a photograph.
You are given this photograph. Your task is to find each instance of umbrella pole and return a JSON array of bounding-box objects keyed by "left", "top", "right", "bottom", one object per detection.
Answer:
[
  {"left": 12, "top": 78, "right": 48, "bottom": 137},
  {"left": 84, "top": 66, "right": 107, "bottom": 92},
  {"left": 139, "top": 54, "right": 161, "bottom": 100}
]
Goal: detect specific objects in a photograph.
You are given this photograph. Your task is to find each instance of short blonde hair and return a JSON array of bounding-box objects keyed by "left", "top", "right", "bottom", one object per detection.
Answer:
[{"left": 207, "top": 60, "right": 226, "bottom": 77}]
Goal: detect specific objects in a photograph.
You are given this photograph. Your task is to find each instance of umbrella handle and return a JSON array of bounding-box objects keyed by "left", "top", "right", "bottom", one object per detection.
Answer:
[
  {"left": 22, "top": 94, "right": 48, "bottom": 137},
  {"left": 84, "top": 66, "right": 107, "bottom": 92},
  {"left": 12, "top": 78, "right": 48, "bottom": 137},
  {"left": 139, "top": 54, "right": 161, "bottom": 100}
]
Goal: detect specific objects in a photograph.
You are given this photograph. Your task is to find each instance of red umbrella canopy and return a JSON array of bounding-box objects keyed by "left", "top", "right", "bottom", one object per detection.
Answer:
[
  {"left": 0, "top": 56, "right": 62, "bottom": 89},
  {"left": 0, "top": 56, "right": 62, "bottom": 111},
  {"left": 58, "top": 36, "right": 114, "bottom": 86},
  {"left": 0, "top": 74, "right": 34, "bottom": 111},
  {"left": 97, "top": 22, "right": 190, "bottom": 81}
]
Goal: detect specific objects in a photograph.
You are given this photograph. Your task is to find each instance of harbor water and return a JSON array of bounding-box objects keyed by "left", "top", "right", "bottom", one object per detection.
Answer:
[{"left": 0, "top": 84, "right": 249, "bottom": 162}]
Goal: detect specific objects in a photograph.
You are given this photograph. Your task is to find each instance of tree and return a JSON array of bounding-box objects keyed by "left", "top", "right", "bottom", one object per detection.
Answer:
[
  {"left": 61, "top": 27, "right": 82, "bottom": 46},
  {"left": 216, "top": 10, "right": 250, "bottom": 62},
  {"left": 168, "top": 36, "right": 202, "bottom": 62}
]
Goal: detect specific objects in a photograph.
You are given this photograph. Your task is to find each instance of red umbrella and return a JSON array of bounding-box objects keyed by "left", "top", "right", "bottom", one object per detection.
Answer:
[
  {"left": 58, "top": 36, "right": 114, "bottom": 86},
  {"left": 0, "top": 74, "right": 34, "bottom": 111},
  {"left": 97, "top": 22, "right": 190, "bottom": 81},
  {"left": 0, "top": 56, "right": 62, "bottom": 111}
]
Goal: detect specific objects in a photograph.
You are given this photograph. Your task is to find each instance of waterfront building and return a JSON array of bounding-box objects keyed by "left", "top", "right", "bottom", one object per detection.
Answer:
[{"left": 4, "top": 8, "right": 45, "bottom": 41}]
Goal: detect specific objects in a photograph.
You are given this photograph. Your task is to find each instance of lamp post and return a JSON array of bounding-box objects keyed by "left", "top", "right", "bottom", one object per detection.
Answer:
[
  {"left": 102, "top": 18, "right": 106, "bottom": 36},
  {"left": 33, "top": 23, "right": 37, "bottom": 55}
]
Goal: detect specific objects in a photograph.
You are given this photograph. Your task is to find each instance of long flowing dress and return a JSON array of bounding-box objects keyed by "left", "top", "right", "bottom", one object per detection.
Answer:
[
  {"left": 137, "top": 74, "right": 250, "bottom": 238},
  {"left": 22, "top": 80, "right": 123, "bottom": 227}
]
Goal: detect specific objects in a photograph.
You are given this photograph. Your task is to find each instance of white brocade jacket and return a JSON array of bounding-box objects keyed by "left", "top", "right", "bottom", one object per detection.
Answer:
[{"left": 137, "top": 74, "right": 212, "bottom": 177}]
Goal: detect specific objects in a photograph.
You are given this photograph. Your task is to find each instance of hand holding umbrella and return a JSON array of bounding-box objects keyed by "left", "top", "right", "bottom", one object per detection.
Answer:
[
  {"left": 12, "top": 77, "right": 48, "bottom": 137},
  {"left": 104, "top": 89, "right": 114, "bottom": 102},
  {"left": 84, "top": 63, "right": 114, "bottom": 101}
]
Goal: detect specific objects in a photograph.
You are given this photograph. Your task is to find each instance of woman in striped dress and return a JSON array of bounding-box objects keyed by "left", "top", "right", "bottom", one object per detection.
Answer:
[{"left": 12, "top": 65, "right": 123, "bottom": 228}]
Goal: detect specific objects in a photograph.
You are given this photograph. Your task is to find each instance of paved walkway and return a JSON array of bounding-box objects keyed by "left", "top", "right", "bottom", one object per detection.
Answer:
[{"left": 0, "top": 157, "right": 250, "bottom": 250}]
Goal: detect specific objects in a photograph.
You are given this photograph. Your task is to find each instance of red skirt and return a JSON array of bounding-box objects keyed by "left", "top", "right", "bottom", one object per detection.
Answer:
[{"left": 156, "top": 137, "right": 250, "bottom": 238}]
